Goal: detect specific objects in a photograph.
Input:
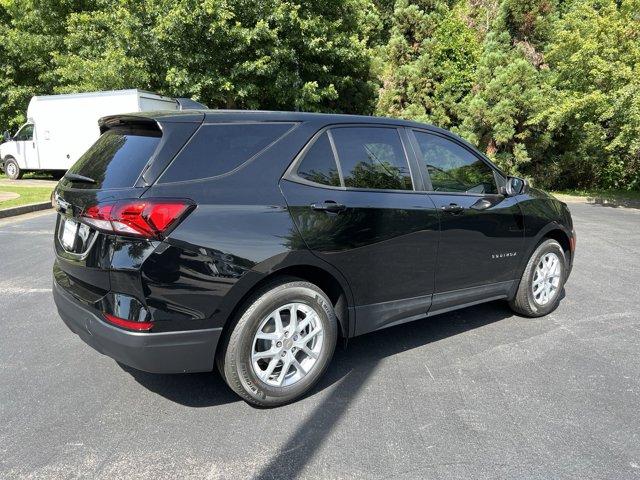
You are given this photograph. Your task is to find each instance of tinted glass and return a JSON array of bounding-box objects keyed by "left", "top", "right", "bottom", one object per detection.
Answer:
[
  {"left": 296, "top": 133, "right": 341, "bottom": 187},
  {"left": 160, "top": 123, "right": 292, "bottom": 183},
  {"left": 414, "top": 131, "right": 497, "bottom": 194},
  {"left": 331, "top": 127, "right": 412, "bottom": 190},
  {"left": 66, "top": 127, "right": 161, "bottom": 189},
  {"left": 15, "top": 124, "right": 34, "bottom": 141}
]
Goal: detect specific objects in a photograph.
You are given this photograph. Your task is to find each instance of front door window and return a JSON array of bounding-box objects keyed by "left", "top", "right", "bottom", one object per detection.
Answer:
[{"left": 14, "top": 124, "right": 34, "bottom": 142}]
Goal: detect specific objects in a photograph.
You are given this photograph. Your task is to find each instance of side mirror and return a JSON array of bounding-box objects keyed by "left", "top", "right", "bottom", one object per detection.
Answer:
[
  {"left": 505, "top": 176, "right": 526, "bottom": 196},
  {"left": 2, "top": 130, "right": 11, "bottom": 142}
]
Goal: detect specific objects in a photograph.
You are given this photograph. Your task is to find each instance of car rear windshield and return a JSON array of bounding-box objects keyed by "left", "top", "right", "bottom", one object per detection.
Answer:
[
  {"left": 158, "top": 122, "right": 294, "bottom": 183},
  {"left": 65, "top": 126, "right": 161, "bottom": 189}
]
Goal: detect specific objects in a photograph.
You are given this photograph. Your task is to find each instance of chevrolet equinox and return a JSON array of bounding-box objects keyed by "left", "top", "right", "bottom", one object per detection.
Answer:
[{"left": 52, "top": 110, "right": 575, "bottom": 406}]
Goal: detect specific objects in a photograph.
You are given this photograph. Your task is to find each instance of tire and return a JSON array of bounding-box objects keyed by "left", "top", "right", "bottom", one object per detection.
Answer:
[
  {"left": 3, "top": 157, "right": 23, "bottom": 180},
  {"left": 218, "top": 277, "right": 338, "bottom": 407},
  {"left": 509, "top": 239, "right": 566, "bottom": 317}
]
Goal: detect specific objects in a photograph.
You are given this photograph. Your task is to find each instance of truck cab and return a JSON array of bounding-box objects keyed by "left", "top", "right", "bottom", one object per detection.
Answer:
[{"left": 1, "top": 123, "right": 39, "bottom": 179}]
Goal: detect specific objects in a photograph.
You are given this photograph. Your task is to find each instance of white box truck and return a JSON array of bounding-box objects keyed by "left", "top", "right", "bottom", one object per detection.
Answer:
[{"left": 0, "top": 89, "right": 194, "bottom": 180}]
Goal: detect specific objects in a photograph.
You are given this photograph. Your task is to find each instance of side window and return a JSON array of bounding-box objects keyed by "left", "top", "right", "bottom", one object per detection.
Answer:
[
  {"left": 331, "top": 127, "right": 412, "bottom": 190},
  {"left": 413, "top": 131, "right": 498, "bottom": 194},
  {"left": 296, "top": 132, "right": 341, "bottom": 187},
  {"left": 15, "top": 124, "right": 34, "bottom": 141},
  {"left": 159, "top": 123, "right": 293, "bottom": 183}
]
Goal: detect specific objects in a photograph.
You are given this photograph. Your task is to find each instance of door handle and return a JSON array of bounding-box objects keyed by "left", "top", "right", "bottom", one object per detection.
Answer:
[
  {"left": 311, "top": 201, "right": 346, "bottom": 213},
  {"left": 441, "top": 203, "right": 464, "bottom": 214}
]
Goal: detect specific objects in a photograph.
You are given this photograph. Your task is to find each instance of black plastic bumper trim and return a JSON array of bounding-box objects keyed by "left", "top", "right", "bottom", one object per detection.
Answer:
[{"left": 53, "top": 280, "right": 221, "bottom": 374}]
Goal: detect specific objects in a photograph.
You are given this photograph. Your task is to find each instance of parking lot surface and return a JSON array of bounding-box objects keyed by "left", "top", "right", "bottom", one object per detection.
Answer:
[{"left": 1, "top": 203, "right": 639, "bottom": 479}]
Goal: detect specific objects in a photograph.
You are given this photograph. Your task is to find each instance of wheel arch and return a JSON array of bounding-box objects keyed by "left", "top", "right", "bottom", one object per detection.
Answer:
[
  {"left": 216, "top": 259, "right": 354, "bottom": 348},
  {"left": 514, "top": 223, "right": 573, "bottom": 296},
  {"left": 542, "top": 227, "right": 572, "bottom": 261}
]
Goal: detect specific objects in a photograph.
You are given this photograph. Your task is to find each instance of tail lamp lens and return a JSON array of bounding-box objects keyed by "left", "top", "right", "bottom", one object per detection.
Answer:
[{"left": 81, "top": 199, "right": 191, "bottom": 239}]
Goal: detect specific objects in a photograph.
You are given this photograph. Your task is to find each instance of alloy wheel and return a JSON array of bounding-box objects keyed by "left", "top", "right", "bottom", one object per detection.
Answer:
[
  {"left": 251, "top": 303, "right": 324, "bottom": 387},
  {"left": 532, "top": 252, "right": 562, "bottom": 306}
]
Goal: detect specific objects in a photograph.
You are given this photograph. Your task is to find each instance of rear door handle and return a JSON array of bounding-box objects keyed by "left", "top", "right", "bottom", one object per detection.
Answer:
[
  {"left": 311, "top": 201, "right": 346, "bottom": 213},
  {"left": 441, "top": 203, "right": 464, "bottom": 214}
]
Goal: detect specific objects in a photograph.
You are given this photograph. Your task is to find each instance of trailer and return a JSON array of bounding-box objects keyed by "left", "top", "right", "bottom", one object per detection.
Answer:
[{"left": 0, "top": 90, "right": 184, "bottom": 179}]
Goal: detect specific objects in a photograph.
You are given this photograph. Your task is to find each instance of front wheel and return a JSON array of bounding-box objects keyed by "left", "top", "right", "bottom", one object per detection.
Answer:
[
  {"left": 3, "top": 157, "right": 23, "bottom": 180},
  {"left": 218, "top": 278, "right": 338, "bottom": 407},
  {"left": 510, "top": 239, "right": 566, "bottom": 317}
]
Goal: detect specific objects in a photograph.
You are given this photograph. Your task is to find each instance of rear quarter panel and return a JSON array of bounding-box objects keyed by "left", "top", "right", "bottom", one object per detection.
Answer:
[{"left": 140, "top": 120, "right": 353, "bottom": 330}]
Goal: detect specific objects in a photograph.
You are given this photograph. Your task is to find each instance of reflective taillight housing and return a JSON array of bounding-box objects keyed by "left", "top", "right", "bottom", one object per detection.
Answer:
[
  {"left": 103, "top": 313, "right": 153, "bottom": 332},
  {"left": 81, "top": 199, "right": 193, "bottom": 239}
]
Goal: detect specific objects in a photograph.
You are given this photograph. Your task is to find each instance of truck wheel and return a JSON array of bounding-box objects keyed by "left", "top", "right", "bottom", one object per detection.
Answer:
[
  {"left": 509, "top": 239, "right": 566, "bottom": 317},
  {"left": 4, "top": 157, "right": 23, "bottom": 180},
  {"left": 217, "top": 277, "right": 338, "bottom": 407}
]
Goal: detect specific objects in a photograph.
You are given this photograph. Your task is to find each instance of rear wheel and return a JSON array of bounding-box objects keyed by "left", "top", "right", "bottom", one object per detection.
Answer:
[
  {"left": 510, "top": 239, "right": 566, "bottom": 317},
  {"left": 218, "top": 278, "right": 338, "bottom": 407},
  {"left": 4, "top": 157, "right": 22, "bottom": 180}
]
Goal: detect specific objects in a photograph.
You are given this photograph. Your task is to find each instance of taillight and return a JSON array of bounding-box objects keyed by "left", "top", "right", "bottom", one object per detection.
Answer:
[
  {"left": 81, "top": 199, "right": 192, "bottom": 239},
  {"left": 103, "top": 313, "right": 153, "bottom": 332}
]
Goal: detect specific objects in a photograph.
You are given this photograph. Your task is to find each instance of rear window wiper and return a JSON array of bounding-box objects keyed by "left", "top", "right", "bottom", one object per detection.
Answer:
[{"left": 64, "top": 173, "right": 96, "bottom": 184}]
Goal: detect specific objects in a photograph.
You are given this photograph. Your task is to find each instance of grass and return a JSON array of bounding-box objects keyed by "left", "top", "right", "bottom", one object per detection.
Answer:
[
  {"left": 551, "top": 188, "right": 640, "bottom": 208},
  {"left": 0, "top": 186, "right": 54, "bottom": 210},
  {"left": 0, "top": 170, "right": 57, "bottom": 209},
  {"left": 552, "top": 188, "right": 640, "bottom": 201},
  {"left": 0, "top": 171, "right": 58, "bottom": 181}
]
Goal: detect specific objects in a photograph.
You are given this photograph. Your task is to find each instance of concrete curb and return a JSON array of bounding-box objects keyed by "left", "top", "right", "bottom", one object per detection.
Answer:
[{"left": 0, "top": 202, "right": 52, "bottom": 219}]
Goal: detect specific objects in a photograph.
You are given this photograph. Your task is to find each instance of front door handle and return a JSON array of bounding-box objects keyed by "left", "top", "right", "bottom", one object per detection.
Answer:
[
  {"left": 441, "top": 203, "right": 464, "bottom": 214},
  {"left": 311, "top": 200, "right": 346, "bottom": 213}
]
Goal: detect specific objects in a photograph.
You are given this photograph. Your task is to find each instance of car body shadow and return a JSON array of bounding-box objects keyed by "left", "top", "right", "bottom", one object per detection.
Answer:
[
  {"left": 119, "top": 300, "right": 514, "bottom": 410},
  {"left": 118, "top": 364, "right": 239, "bottom": 407}
]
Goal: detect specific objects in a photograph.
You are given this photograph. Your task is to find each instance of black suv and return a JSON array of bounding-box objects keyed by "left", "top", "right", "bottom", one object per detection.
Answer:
[{"left": 52, "top": 110, "right": 575, "bottom": 406}]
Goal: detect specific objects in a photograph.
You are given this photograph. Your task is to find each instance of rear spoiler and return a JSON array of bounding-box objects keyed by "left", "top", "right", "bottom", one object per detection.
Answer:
[{"left": 99, "top": 115, "right": 159, "bottom": 134}]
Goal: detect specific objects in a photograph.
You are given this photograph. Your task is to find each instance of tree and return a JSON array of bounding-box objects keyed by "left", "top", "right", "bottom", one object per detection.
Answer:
[
  {"left": 456, "top": 30, "right": 552, "bottom": 176},
  {"left": 376, "top": 0, "right": 481, "bottom": 128},
  {"left": 0, "top": 0, "right": 96, "bottom": 131},
  {"left": 536, "top": 0, "right": 640, "bottom": 190},
  {"left": 53, "top": 0, "right": 382, "bottom": 114}
]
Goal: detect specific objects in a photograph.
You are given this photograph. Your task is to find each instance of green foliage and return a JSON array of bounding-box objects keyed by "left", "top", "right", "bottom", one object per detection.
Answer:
[
  {"left": 52, "top": 0, "right": 381, "bottom": 113},
  {"left": 376, "top": 0, "right": 481, "bottom": 127},
  {"left": 378, "top": 0, "right": 640, "bottom": 191},
  {"left": 0, "top": 0, "right": 638, "bottom": 190},
  {"left": 0, "top": 0, "right": 97, "bottom": 131},
  {"left": 536, "top": 0, "right": 640, "bottom": 190}
]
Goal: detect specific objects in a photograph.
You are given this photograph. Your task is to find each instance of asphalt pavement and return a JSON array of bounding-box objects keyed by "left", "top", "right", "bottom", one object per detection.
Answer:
[{"left": 1, "top": 203, "right": 639, "bottom": 479}]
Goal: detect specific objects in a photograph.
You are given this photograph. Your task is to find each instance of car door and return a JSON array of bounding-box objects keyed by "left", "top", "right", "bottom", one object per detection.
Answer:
[
  {"left": 409, "top": 129, "right": 524, "bottom": 311},
  {"left": 280, "top": 125, "right": 439, "bottom": 336},
  {"left": 14, "top": 124, "right": 39, "bottom": 169}
]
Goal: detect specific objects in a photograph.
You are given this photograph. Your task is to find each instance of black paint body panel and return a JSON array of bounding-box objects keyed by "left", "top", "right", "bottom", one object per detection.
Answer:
[{"left": 52, "top": 110, "right": 575, "bottom": 373}]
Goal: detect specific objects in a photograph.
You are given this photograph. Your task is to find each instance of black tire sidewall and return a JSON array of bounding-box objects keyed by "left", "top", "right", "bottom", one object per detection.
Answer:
[
  {"left": 523, "top": 240, "right": 566, "bottom": 315},
  {"left": 226, "top": 282, "right": 337, "bottom": 406}
]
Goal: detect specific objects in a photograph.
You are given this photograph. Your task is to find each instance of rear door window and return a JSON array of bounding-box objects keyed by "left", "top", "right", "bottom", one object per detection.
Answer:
[
  {"left": 330, "top": 127, "right": 412, "bottom": 190},
  {"left": 65, "top": 127, "right": 161, "bottom": 189},
  {"left": 159, "top": 123, "right": 294, "bottom": 183},
  {"left": 295, "top": 132, "right": 341, "bottom": 187}
]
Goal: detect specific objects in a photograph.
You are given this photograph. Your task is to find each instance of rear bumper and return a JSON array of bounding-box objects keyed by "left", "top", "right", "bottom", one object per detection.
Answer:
[{"left": 53, "top": 280, "right": 221, "bottom": 374}]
